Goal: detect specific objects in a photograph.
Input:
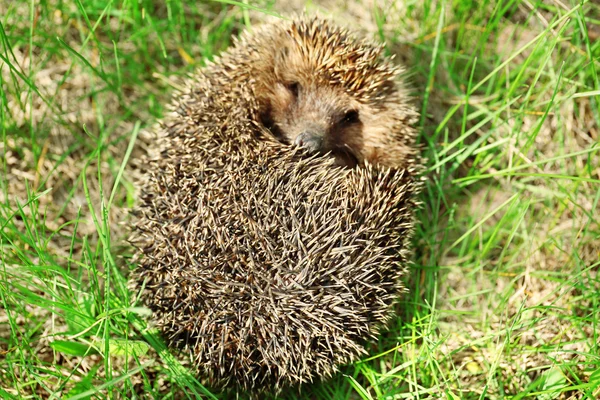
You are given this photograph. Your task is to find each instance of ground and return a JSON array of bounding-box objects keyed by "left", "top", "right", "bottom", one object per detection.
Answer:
[{"left": 0, "top": 0, "right": 599, "bottom": 399}]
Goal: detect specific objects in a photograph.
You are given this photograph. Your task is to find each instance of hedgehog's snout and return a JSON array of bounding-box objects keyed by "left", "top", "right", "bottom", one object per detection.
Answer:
[{"left": 294, "top": 130, "right": 324, "bottom": 153}]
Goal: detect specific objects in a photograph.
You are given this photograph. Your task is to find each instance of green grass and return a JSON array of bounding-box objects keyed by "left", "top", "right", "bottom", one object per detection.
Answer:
[{"left": 1, "top": 0, "right": 599, "bottom": 399}]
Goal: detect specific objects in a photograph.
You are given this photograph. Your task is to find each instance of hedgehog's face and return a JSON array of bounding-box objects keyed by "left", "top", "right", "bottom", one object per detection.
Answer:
[
  {"left": 256, "top": 45, "right": 372, "bottom": 167},
  {"left": 261, "top": 76, "right": 364, "bottom": 167}
]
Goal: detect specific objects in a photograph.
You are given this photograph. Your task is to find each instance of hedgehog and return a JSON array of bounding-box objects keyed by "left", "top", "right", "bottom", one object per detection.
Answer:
[{"left": 130, "top": 16, "right": 421, "bottom": 395}]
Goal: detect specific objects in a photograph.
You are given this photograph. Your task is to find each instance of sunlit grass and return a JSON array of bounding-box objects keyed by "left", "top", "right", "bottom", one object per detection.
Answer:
[{"left": 1, "top": 0, "right": 599, "bottom": 398}]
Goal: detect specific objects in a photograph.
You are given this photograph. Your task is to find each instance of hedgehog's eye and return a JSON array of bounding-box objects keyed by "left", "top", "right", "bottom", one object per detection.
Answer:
[
  {"left": 342, "top": 110, "right": 360, "bottom": 125},
  {"left": 285, "top": 82, "right": 300, "bottom": 97}
]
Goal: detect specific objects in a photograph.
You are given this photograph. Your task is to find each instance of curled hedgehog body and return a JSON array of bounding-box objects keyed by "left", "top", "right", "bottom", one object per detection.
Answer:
[{"left": 131, "top": 17, "right": 421, "bottom": 395}]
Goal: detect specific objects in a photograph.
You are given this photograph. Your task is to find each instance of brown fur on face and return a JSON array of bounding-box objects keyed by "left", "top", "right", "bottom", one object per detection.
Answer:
[{"left": 262, "top": 74, "right": 365, "bottom": 166}]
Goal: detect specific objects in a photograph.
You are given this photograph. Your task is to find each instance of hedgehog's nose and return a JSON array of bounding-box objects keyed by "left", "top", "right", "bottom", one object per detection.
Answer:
[{"left": 294, "top": 131, "right": 323, "bottom": 153}]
